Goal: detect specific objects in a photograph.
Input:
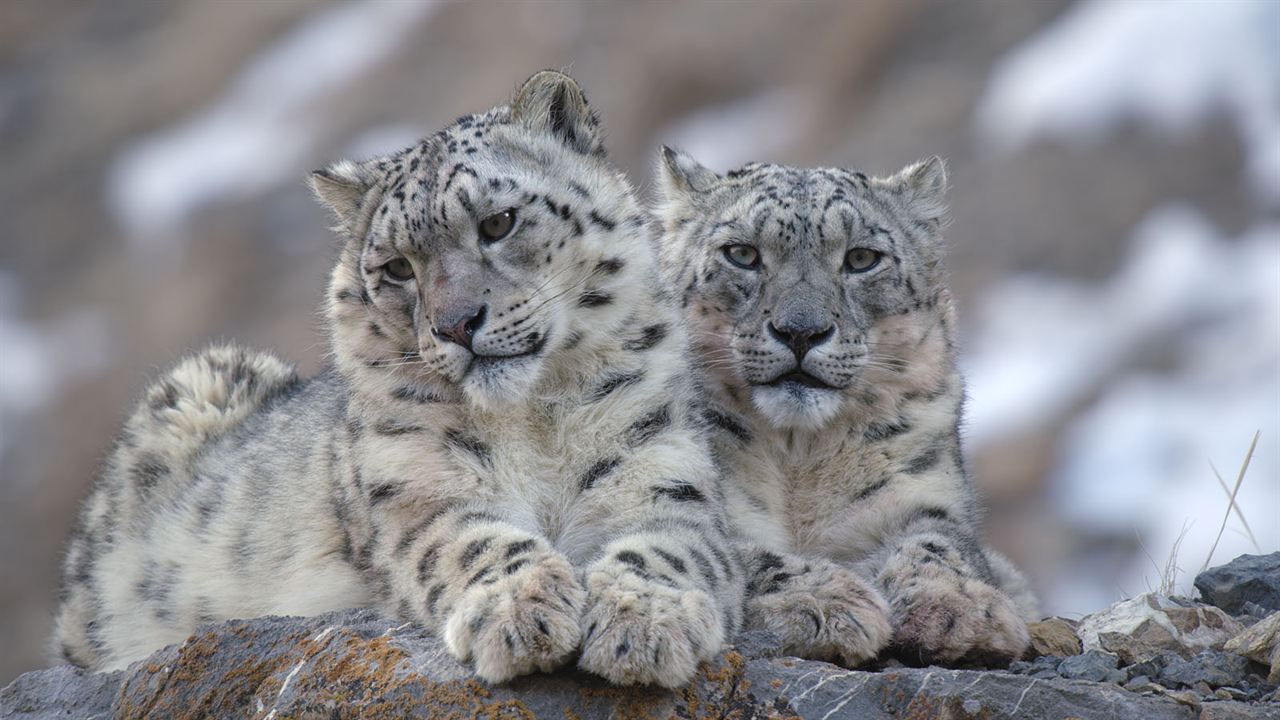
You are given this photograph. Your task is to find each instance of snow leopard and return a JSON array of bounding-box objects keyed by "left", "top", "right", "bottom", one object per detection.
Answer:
[
  {"left": 53, "top": 72, "right": 744, "bottom": 688},
  {"left": 655, "top": 149, "right": 1037, "bottom": 667}
]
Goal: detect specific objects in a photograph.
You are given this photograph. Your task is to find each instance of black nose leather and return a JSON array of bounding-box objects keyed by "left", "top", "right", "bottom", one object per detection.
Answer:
[
  {"left": 768, "top": 321, "right": 834, "bottom": 361},
  {"left": 434, "top": 305, "right": 487, "bottom": 351}
]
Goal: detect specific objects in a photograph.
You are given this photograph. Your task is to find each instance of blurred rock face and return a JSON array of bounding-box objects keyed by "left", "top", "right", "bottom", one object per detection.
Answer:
[{"left": 0, "top": 0, "right": 1272, "bottom": 683}]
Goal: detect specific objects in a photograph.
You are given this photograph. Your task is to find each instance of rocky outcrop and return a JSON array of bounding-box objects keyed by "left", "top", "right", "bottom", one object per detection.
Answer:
[
  {"left": 1196, "top": 553, "right": 1280, "bottom": 618},
  {"left": 1007, "top": 580, "right": 1280, "bottom": 712},
  {"left": 1077, "top": 593, "right": 1245, "bottom": 665},
  {"left": 9, "top": 556, "right": 1280, "bottom": 718},
  {"left": 4, "top": 608, "right": 1276, "bottom": 720}
]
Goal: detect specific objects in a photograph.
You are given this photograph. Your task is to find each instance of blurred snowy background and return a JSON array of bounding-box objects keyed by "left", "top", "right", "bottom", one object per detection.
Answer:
[{"left": 0, "top": 0, "right": 1275, "bottom": 682}]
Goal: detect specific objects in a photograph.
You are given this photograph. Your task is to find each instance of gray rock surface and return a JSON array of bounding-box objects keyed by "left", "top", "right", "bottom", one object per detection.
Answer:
[
  {"left": 1197, "top": 554, "right": 1280, "bottom": 616},
  {"left": 5, "top": 609, "right": 1278, "bottom": 719},
  {"left": 1160, "top": 651, "right": 1254, "bottom": 689},
  {"left": 0, "top": 664, "right": 122, "bottom": 719},
  {"left": 1057, "top": 650, "right": 1121, "bottom": 682}
]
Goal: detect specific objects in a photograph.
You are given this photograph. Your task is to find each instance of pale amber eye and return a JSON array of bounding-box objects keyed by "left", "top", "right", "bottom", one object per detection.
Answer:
[
  {"left": 723, "top": 244, "right": 760, "bottom": 269},
  {"left": 845, "top": 248, "right": 881, "bottom": 273},
  {"left": 479, "top": 209, "right": 517, "bottom": 242},
  {"left": 384, "top": 257, "right": 414, "bottom": 282}
]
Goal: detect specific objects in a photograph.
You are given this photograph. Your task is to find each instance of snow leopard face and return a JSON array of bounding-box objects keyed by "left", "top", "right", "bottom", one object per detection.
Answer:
[
  {"left": 315, "top": 72, "right": 646, "bottom": 408},
  {"left": 658, "top": 151, "right": 951, "bottom": 428}
]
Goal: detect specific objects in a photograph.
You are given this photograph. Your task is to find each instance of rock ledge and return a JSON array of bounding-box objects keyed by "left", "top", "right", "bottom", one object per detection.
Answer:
[{"left": 5, "top": 609, "right": 1276, "bottom": 719}]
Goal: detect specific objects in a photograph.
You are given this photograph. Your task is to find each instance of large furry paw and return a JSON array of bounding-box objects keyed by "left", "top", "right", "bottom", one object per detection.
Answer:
[
  {"left": 746, "top": 560, "right": 892, "bottom": 666},
  {"left": 882, "top": 559, "right": 1029, "bottom": 667},
  {"left": 443, "top": 552, "right": 586, "bottom": 683},
  {"left": 577, "top": 565, "right": 724, "bottom": 688}
]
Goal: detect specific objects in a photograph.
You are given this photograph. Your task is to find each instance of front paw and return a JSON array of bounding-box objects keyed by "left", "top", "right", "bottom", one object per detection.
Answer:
[
  {"left": 577, "top": 565, "right": 724, "bottom": 688},
  {"left": 443, "top": 552, "right": 586, "bottom": 683},
  {"left": 885, "top": 566, "right": 1029, "bottom": 666},
  {"left": 746, "top": 561, "right": 892, "bottom": 666}
]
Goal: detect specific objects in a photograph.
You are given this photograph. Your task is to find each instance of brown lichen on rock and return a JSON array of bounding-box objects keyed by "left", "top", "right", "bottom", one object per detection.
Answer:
[
  {"left": 576, "top": 684, "right": 671, "bottom": 720},
  {"left": 682, "top": 650, "right": 749, "bottom": 719},
  {"left": 115, "top": 618, "right": 537, "bottom": 720},
  {"left": 116, "top": 624, "right": 308, "bottom": 720}
]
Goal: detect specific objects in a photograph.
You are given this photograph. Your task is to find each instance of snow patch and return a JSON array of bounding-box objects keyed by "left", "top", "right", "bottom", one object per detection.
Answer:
[
  {"left": 108, "top": 0, "right": 444, "bottom": 249},
  {"left": 975, "top": 0, "right": 1280, "bottom": 204},
  {"left": 0, "top": 275, "right": 115, "bottom": 468},
  {"left": 963, "top": 206, "right": 1279, "bottom": 614}
]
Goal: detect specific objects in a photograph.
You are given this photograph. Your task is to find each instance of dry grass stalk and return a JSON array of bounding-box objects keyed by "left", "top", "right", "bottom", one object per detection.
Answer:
[
  {"left": 1200, "top": 430, "right": 1260, "bottom": 576},
  {"left": 1209, "top": 460, "right": 1261, "bottom": 553}
]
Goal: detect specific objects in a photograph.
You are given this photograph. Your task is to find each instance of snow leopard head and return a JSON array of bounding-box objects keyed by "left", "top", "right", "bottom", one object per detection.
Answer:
[
  {"left": 657, "top": 151, "right": 953, "bottom": 428},
  {"left": 315, "top": 71, "right": 649, "bottom": 408}
]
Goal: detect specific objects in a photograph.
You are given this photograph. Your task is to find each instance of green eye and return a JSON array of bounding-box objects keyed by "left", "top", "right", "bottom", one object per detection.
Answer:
[
  {"left": 723, "top": 244, "right": 760, "bottom": 269},
  {"left": 384, "top": 257, "right": 414, "bottom": 282},
  {"left": 845, "top": 248, "right": 881, "bottom": 273},
  {"left": 479, "top": 209, "right": 517, "bottom": 242}
]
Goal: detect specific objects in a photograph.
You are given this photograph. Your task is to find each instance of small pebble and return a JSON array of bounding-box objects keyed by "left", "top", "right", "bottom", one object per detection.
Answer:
[
  {"left": 1006, "top": 660, "right": 1033, "bottom": 675},
  {"left": 1239, "top": 600, "right": 1269, "bottom": 619},
  {"left": 1057, "top": 650, "right": 1120, "bottom": 682},
  {"left": 1124, "top": 658, "right": 1163, "bottom": 680},
  {"left": 1214, "top": 687, "right": 1248, "bottom": 701},
  {"left": 1124, "top": 674, "right": 1152, "bottom": 691},
  {"left": 1103, "top": 669, "right": 1127, "bottom": 685},
  {"left": 1165, "top": 689, "right": 1202, "bottom": 709},
  {"left": 1031, "top": 655, "right": 1063, "bottom": 671},
  {"left": 1134, "top": 679, "right": 1166, "bottom": 695}
]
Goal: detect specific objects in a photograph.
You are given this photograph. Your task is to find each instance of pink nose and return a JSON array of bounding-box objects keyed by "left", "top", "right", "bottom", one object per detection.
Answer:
[
  {"left": 768, "top": 321, "right": 834, "bottom": 361},
  {"left": 433, "top": 305, "right": 486, "bottom": 351}
]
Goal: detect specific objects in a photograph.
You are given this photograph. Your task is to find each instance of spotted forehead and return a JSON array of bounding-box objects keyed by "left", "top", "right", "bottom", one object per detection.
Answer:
[
  {"left": 372, "top": 109, "right": 510, "bottom": 203},
  {"left": 363, "top": 108, "right": 529, "bottom": 238},
  {"left": 712, "top": 164, "right": 886, "bottom": 249}
]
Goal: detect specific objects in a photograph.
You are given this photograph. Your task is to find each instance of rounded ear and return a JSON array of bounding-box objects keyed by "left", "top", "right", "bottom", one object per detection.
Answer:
[
  {"left": 879, "top": 156, "right": 949, "bottom": 223},
  {"left": 658, "top": 145, "right": 722, "bottom": 204},
  {"left": 511, "top": 70, "right": 603, "bottom": 155},
  {"left": 309, "top": 159, "right": 378, "bottom": 237}
]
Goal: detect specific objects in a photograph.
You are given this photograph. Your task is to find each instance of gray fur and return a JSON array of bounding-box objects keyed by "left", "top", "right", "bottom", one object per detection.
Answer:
[
  {"left": 54, "top": 72, "right": 743, "bottom": 688},
  {"left": 657, "top": 150, "right": 1037, "bottom": 667}
]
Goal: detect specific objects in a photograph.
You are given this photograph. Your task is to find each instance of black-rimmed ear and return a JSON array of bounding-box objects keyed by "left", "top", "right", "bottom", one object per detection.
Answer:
[
  {"left": 511, "top": 70, "right": 602, "bottom": 155},
  {"left": 878, "top": 156, "right": 949, "bottom": 223},
  {"left": 657, "top": 145, "right": 722, "bottom": 207},
  {"left": 309, "top": 159, "right": 377, "bottom": 237}
]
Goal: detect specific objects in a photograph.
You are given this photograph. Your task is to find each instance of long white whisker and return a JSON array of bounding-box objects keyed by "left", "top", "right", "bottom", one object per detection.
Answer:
[{"left": 524, "top": 265, "right": 602, "bottom": 317}]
